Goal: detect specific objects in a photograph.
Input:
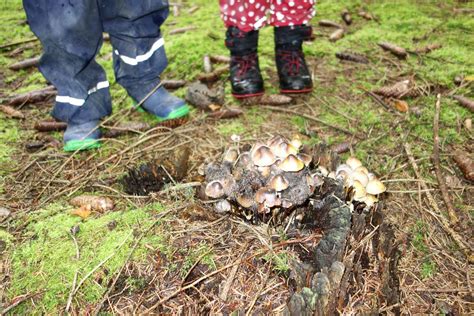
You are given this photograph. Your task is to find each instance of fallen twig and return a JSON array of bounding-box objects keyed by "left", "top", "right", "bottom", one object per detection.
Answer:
[
  {"left": 432, "top": 94, "right": 458, "bottom": 225},
  {"left": 1, "top": 291, "right": 44, "bottom": 315},
  {"left": 219, "top": 243, "right": 248, "bottom": 302},
  {"left": 263, "top": 105, "right": 362, "bottom": 138},
  {"left": 9, "top": 56, "right": 40, "bottom": 70},
  {"left": 169, "top": 26, "right": 196, "bottom": 35},
  {"left": 0, "top": 37, "right": 38, "bottom": 50},
  {"left": 404, "top": 142, "right": 472, "bottom": 263}
]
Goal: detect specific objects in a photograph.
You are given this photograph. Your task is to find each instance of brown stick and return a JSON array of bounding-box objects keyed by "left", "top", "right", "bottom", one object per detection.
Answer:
[
  {"left": 34, "top": 120, "right": 67, "bottom": 132},
  {"left": 0, "top": 105, "right": 24, "bottom": 119},
  {"left": 263, "top": 106, "right": 363, "bottom": 139},
  {"left": 377, "top": 42, "right": 408, "bottom": 59},
  {"left": 197, "top": 66, "right": 229, "bottom": 83},
  {"left": 9, "top": 56, "right": 40, "bottom": 70},
  {"left": 161, "top": 79, "right": 186, "bottom": 90},
  {"left": 404, "top": 142, "right": 472, "bottom": 263},
  {"left": 0, "top": 37, "right": 38, "bottom": 50},
  {"left": 169, "top": 26, "right": 196, "bottom": 35},
  {"left": 8, "top": 86, "right": 56, "bottom": 106},
  {"left": 432, "top": 94, "right": 458, "bottom": 225},
  {"left": 0, "top": 291, "right": 44, "bottom": 315},
  {"left": 207, "top": 108, "right": 243, "bottom": 119},
  {"left": 452, "top": 95, "right": 474, "bottom": 113}
]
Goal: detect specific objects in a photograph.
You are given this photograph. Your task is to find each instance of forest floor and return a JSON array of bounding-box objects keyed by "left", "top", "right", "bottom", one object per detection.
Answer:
[{"left": 0, "top": 0, "right": 473, "bottom": 314}]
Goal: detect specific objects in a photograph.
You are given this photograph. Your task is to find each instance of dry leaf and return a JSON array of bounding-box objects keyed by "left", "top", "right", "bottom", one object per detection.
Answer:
[
  {"left": 71, "top": 205, "right": 92, "bottom": 219},
  {"left": 69, "top": 195, "right": 114, "bottom": 212}
]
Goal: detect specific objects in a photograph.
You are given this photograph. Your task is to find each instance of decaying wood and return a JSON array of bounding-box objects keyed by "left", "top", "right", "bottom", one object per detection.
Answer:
[
  {"left": 34, "top": 120, "right": 67, "bottom": 132},
  {"left": 197, "top": 66, "right": 229, "bottom": 83},
  {"left": 329, "top": 29, "right": 345, "bottom": 42},
  {"left": 432, "top": 94, "right": 458, "bottom": 225},
  {"left": 103, "top": 122, "right": 151, "bottom": 138},
  {"left": 8, "top": 56, "right": 40, "bottom": 70},
  {"left": 210, "top": 55, "right": 231, "bottom": 64},
  {"left": 414, "top": 43, "right": 442, "bottom": 54},
  {"left": 453, "top": 150, "right": 474, "bottom": 181},
  {"left": 259, "top": 94, "right": 293, "bottom": 106},
  {"left": 377, "top": 42, "right": 408, "bottom": 59},
  {"left": 69, "top": 195, "right": 114, "bottom": 212},
  {"left": 404, "top": 143, "right": 473, "bottom": 263},
  {"left": 169, "top": 26, "right": 196, "bottom": 35},
  {"left": 8, "top": 86, "right": 56, "bottom": 106},
  {"left": 162, "top": 79, "right": 186, "bottom": 90},
  {"left": 203, "top": 55, "right": 213, "bottom": 73},
  {"left": 335, "top": 51, "right": 369, "bottom": 64},
  {"left": 207, "top": 108, "right": 243, "bottom": 119},
  {"left": 452, "top": 95, "right": 474, "bottom": 113},
  {"left": 341, "top": 9, "right": 352, "bottom": 25},
  {"left": 318, "top": 19, "right": 343, "bottom": 29},
  {"left": 0, "top": 105, "right": 25, "bottom": 119}
]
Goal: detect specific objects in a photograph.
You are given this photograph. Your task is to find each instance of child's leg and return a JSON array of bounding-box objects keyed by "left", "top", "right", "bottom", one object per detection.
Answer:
[
  {"left": 101, "top": 0, "right": 188, "bottom": 120},
  {"left": 23, "top": 0, "right": 111, "bottom": 151},
  {"left": 220, "top": 0, "right": 271, "bottom": 98},
  {"left": 270, "top": 0, "right": 315, "bottom": 94}
]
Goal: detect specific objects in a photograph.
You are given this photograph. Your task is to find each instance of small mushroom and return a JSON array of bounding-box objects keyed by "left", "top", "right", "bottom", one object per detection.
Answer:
[
  {"left": 237, "top": 152, "right": 252, "bottom": 168},
  {"left": 366, "top": 178, "right": 386, "bottom": 195},
  {"left": 258, "top": 165, "right": 272, "bottom": 178},
  {"left": 267, "top": 135, "right": 286, "bottom": 148},
  {"left": 367, "top": 172, "right": 376, "bottom": 181},
  {"left": 346, "top": 157, "right": 363, "bottom": 170},
  {"left": 336, "top": 164, "right": 353, "bottom": 175},
  {"left": 269, "top": 174, "right": 289, "bottom": 191},
  {"left": 237, "top": 194, "right": 255, "bottom": 208},
  {"left": 298, "top": 153, "right": 312, "bottom": 167},
  {"left": 351, "top": 170, "right": 369, "bottom": 187},
  {"left": 278, "top": 154, "right": 305, "bottom": 172},
  {"left": 252, "top": 145, "right": 275, "bottom": 167},
  {"left": 255, "top": 187, "right": 278, "bottom": 207},
  {"left": 328, "top": 171, "right": 336, "bottom": 179},
  {"left": 215, "top": 199, "right": 232, "bottom": 213},
  {"left": 355, "top": 166, "right": 369, "bottom": 174},
  {"left": 205, "top": 180, "right": 225, "bottom": 198},
  {"left": 352, "top": 180, "right": 367, "bottom": 201},
  {"left": 318, "top": 166, "right": 329, "bottom": 177},
  {"left": 290, "top": 135, "right": 303, "bottom": 149},
  {"left": 363, "top": 194, "right": 378, "bottom": 208},
  {"left": 273, "top": 141, "right": 298, "bottom": 158},
  {"left": 223, "top": 148, "right": 239, "bottom": 164}
]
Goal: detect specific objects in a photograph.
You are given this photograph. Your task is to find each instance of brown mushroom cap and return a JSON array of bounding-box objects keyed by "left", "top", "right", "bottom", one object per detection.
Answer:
[
  {"left": 267, "top": 135, "right": 286, "bottom": 148},
  {"left": 255, "top": 187, "right": 278, "bottom": 207},
  {"left": 278, "top": 154, "right": 305, "bottom": 172},
  {"left": 237, "top": 152, "right": 252, "bottom": 168},
  {"left": 205, "top": 180, "right": 225, "bottom": 198},
  {"left": 346, "top": 157, "right": 363, "bottom": 170},
  {"left": 269, "top": 174, "right": 289, "bottom": 191},
  {"left": 298, "top": 153, "right": 312, "bottom": 167},
  {"left": 215, "top": 199, "right": 232, "bottom": 213},
  {"left": 236, "top": 194, "right": 255, "bottom": 208},
  {"left": 223, "top": 148, "right": 239, "bottom": 164},
  {"left": 258, "top": 166, "right": 272, "bottom": 178},
  {"left": 366, "top": 179, "right": 386, "bottom": 195},
  {"left": 252, "top": 145, "right": 276, "bottom": 167}
]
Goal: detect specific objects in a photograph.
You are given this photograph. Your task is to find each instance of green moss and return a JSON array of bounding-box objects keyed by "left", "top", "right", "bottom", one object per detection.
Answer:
[{"left": 8, "top": 202, "right": 171, "bottom": 314}]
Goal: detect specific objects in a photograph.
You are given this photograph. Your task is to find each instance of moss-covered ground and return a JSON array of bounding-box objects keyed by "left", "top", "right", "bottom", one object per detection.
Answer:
[{"left": 0, "top": 0, "right": 473, "bottom": 314}]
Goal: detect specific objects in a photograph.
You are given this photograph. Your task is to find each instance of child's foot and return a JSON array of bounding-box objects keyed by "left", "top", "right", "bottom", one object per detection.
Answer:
[
  {"left": 136, "top": 86, "right": 190, "bottom": 122},
  {"left": 63, "top": 121, "right": 101, "bottom": 152}
]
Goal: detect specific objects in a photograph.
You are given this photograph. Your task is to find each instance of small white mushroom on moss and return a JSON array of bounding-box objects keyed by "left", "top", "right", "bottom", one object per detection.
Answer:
[
  {"left": 366, "top": 178, "right": 386, "bottom": 195},
  {"left": 346, "top": 156, "right": 363, "bottom": 170}
]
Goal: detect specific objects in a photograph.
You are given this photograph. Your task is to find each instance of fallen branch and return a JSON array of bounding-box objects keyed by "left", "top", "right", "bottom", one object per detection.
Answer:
[
  {"left": 452, "top": 95, "right": 474, "bottom": 113},
  {"left": 0, "top": 37, "right": 38, "bottom": 50},
  {"left": 9, "top": 56, "right": 40, "bottom": 70},
  {"left": 8, "top": 86, "right": 56, "bottom": 106},
  {"left": 263, "top": 106, "right": 362, "bottom": 139},
  {"left": 404, "top": 142, "right": 472, "bottom": 263},
  {"left": 432, "top": 94, "right": 458, "bottom": 225},
  {"left": 0, "top": 105, "right": 24, "bottom": 119}
]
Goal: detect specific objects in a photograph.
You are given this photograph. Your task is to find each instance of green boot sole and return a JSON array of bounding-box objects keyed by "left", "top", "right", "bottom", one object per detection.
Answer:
[{"left": 63, "top": 139, "right": 101, "bottom": 152}]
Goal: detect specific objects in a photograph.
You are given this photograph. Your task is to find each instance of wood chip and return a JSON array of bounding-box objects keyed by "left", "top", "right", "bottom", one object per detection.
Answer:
[{"left": 0, "top": 105, "right": 24, "bottom": 119}]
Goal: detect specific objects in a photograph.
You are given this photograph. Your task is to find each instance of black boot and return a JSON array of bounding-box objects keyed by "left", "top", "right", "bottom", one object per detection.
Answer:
[
  {"left": 274, "top": 25, "right": 313, "bottom": 94},
  {"left": 225, "top": 27, "right": 264, "bottom": 98}
]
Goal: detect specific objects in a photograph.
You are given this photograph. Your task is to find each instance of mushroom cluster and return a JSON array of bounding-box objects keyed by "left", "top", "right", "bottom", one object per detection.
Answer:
[
  {"left": 203, "top": 135, "right": 387, "bottom": 222},
  {"left": 325, "top": 156, "right": 386, "bottom": 208},
  {"left": 204, "top": 135, "right": 317, "bottom": 221}
]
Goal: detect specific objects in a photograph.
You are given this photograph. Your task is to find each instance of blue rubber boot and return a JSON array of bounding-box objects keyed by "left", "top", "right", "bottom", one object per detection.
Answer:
[
  {"left": 63, "top": 121, "right": 101, "bottom": 152},
  {"left": 133, "top": 85, "right": 190, "bottom": 122}
]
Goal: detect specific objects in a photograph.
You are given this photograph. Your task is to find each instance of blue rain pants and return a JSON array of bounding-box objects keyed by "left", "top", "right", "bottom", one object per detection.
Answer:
[{"left": 23, "top": 0, "right": 170, "bottom": 124}]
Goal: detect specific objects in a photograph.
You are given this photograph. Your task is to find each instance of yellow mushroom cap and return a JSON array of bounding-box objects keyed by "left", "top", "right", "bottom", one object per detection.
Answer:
[
  {"left": 205, "top": 180, "right": 225, "bottom": 199},
  {"left": 351, "top": 170, "right": 369, "bottom": 187},
  {"left": 298, "top": 153, "right": 312, "bottom": 167},
  {"left": 352, "top": 180, "right": 367, "bottom": 200},
  {"left": 258, "top": 166, "right": 272, "bottom": 178},
  {"left": 290, "top": 135, "right": 303, "bottom": 149},
  {"left": 346, "top": 157, "right": 363, "bottom": 170},
  {"left": 273, "top": 141, "right": 298, "bottom": 159},
  {"left": 252, "top": 145, "right": 275, "bottom": 167},
  {"left": 279, "top": 154, "right": 305, "bottom": 172},
  {"left": 355, "top": 166, "right": 369, "bottom": 174},
  {"left": 366, "top": 179, "right": 386, "bottom": 195},
  {"left": 269, "top": 174, "right": 289, "bottom": 191},
  {"left": 223, "top": 148, "right": 239, "bottom": 164},
  {"left": 363, "top": 194, "right": 379, "bottom": 208}
]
